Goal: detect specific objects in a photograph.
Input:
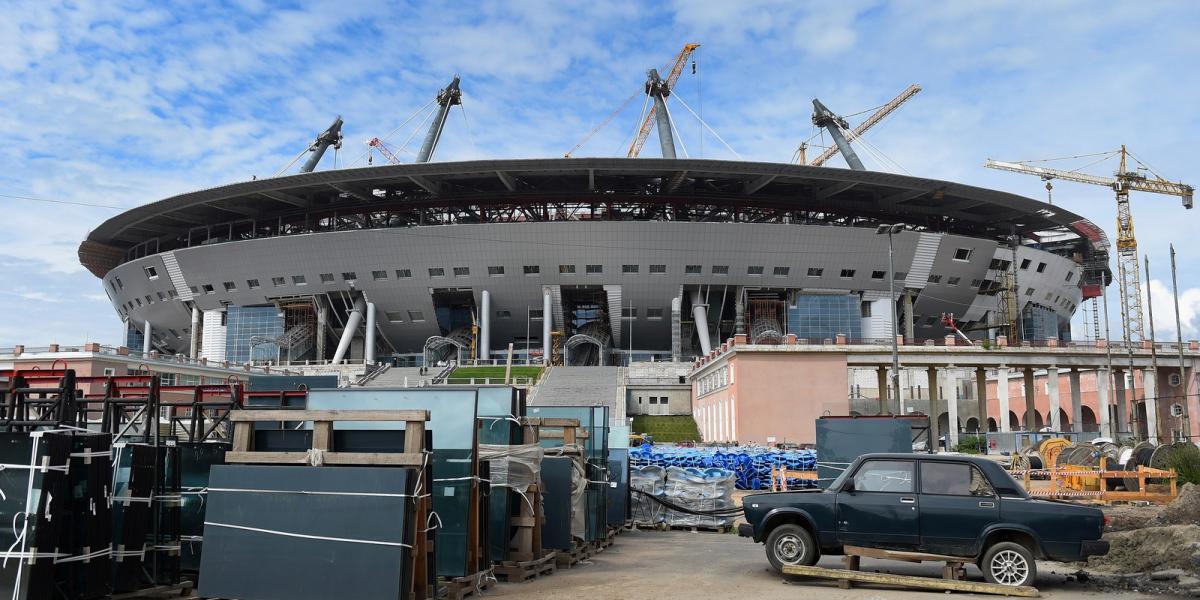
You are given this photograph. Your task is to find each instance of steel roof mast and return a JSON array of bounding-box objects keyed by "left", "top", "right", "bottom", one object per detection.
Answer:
[
  {"left": 811, "top": 99, "right": 865, "bottom": 170},
  {"left": 299, "top": 116, "right": 344, "bottom": 173},
  {"left": 628, "top": 43, "right": 700, "bottom": 158},
  {"left": 416, "top": 76, "right": 462, "bottom": 163}
]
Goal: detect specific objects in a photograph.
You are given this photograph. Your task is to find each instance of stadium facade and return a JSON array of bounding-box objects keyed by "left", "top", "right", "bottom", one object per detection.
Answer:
[{"left": 79, "top": 158, "right": 1109, "bottom": 367}]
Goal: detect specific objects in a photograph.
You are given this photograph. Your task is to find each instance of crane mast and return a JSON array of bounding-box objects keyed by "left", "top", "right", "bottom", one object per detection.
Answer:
[
  {"left": 985, "top": 147, "right": 1194, "bottom": 344},
  {"left": 807, "top": 84, "right": 921, "bottom": 167},
  {"left": 627, "top": 43, "right": 700, "bottom": 158}
]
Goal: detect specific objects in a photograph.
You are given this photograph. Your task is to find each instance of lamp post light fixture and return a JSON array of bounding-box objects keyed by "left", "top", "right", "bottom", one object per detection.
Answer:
[{"left": 875, "top": 223, "right": 906, "bottom": 415}]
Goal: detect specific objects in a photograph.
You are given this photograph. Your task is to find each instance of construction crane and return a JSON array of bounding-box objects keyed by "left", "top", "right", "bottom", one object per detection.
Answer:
[
  {"left": 797, "top": 84, "right": 921, "bottom": 167},
  {"left": 366, "top": 137, "right": 402, "bottom": 165},
  {"left": 985, "top": 147, "right": 1194, "bottom": 344},
  {"left": 627, "top": 43, "right": 700, "bottom": 158}
]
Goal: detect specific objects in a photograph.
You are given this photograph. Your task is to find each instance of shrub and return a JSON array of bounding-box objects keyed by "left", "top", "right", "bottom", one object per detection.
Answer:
[
  {"left": 954, "top": 435, "right": 987, "bottom": 454},
  {"left": 1168, "top": 444, "right": 1200, "bottom": 486}
]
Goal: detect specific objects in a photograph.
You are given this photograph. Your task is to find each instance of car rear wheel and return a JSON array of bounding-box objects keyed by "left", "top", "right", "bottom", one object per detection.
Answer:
[
  {"left": 765, "top": 524, "right": 818, "bottom": 573},
  {"left": 981, "top": 541, "right": 1036, "bottom": 587}
]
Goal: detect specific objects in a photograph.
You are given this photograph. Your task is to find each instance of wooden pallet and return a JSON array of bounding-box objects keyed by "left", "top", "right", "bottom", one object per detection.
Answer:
[
  {"left": 493, "top": 551, "right": 558, "bottom": 583},
  {"left": 111, "top": 580, "right": 195, "bottom": 599},
  {"left": 554, "top": 542, "right": 593, "bottom": 568},
  {"left": 668, "top": 523, "right": 733, "bottom": 534},
  {"left": 440, "top": 569, "right": 495, "bottom": 600}
]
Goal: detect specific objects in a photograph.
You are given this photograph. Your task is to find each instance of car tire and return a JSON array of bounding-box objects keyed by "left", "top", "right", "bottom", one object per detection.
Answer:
[
  {"left": 765, "top": 524, "right": 818, "bottom": 573},
  {"left": 981, "top": 541, "right": 1037, "bottom": 587}
]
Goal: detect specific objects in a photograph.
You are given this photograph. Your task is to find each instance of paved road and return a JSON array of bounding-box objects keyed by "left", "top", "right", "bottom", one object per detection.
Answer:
[{"left": 493, "top": 529, "right": 1159, "bottom": 599}]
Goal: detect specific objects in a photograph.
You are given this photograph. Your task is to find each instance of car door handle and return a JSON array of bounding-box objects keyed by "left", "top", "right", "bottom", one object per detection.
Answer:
[
  {"left": 979, "top": 501, "right": 995, "bottom": 508},
  {"left": 900, "top": 497, "right": 916, "bottom": 504}
]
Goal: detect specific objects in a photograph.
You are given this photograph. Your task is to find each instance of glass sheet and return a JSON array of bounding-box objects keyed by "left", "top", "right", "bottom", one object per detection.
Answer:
[
  {"left": 526, "top": 406, "right": 609, "bottom": 541},
  {"left": 179, "top": 443, "right": 227, "bottom": 572},
  {"left": 475, "top": 387, "right": 521, "bottom": 563}
]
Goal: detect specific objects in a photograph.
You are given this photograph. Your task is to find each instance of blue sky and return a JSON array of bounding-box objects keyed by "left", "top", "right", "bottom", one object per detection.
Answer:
[{"left": 1, "top": 0, "right": 1198, "bottom": 346}]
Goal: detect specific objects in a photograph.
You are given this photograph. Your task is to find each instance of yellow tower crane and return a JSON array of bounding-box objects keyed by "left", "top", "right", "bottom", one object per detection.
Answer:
[
  {"left": 985, "top": 147, "right": 1193, "bottom": 343},
  {"left": 626, "top": 43, "right": 700, "bottom": 158}
]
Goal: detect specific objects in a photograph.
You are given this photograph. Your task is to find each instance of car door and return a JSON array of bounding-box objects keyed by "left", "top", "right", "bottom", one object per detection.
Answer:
[
  {"left": 835, "top": 458, "right": 919, "bottom": 549},
  {"left": 917, "top": 461, "right": 1000, "bottom": 556}
]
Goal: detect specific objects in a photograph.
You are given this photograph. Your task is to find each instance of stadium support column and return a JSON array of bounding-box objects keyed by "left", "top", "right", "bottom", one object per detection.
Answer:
[
  {"left": 542, "top": 292, "right": 552, "bottom": 366},
  {"left": 975, "top": 367, "right": 988, "bottom": 432},
  {"left": 671, "top": 295, "right": 683, "bottom": 362},
  {"left": 1143, "top": 368, "right": 1160, "bottom": 444},
  {"left": 1114, "top": 368, "right": 1129, "bottom": 434},
  {"left": 876, "top": 367, "right": 888, "bottom": 415},
  {"left": 1069, "top": 369, "right": 1083, "bottom": 433},
  {"left": 1097, "top": 368, "right": 1113, "bottom": 437},
  {"left": 143, "top": 320, "right": 152, "bottom": 355},
  {"left": 316, "top": 304, "right": 328, "bottom": 362},
  {"left": 364, "top": 302, "right": 377, "bottom": 365},
  {"left": 1023, "top": 368, "right": 1037, "bottom": 430},
  {"left": 189, "top": 305, "right": 201, "bottom": 359},
  {"left": 998, "top": 366, "right": 1011, "bottom": 432},
  {"left": 902, "top": 292, "right": 914, "bottom": 341},
  {"left": 1047, "top": 366, "right": 1061, "bottom": 431},
  {"left": 690, "top": 289, "right": 712, "bottom": 355},
  {"left": 927, "top": 366, "right": 940, "bottom": 451},
  {"left": 333, "top": 298, "right": 366, "bottom": 365},
  {"left": 479, "top": 290, "right": 491, "bottom": 363}
]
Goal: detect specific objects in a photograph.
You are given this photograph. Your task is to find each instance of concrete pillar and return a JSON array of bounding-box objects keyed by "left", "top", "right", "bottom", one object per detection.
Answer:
[
  {"left": 998, "top": 367, "right": 1011, "bottom": 433},
  {"left": 975, "top": 368, "right": 988, "bottom": 432},
  {"left": 927, "top": 366, "right": 940, "bottom": 451},
  {"left": 479, "top": 290, "right": 491, "bottom": 362},
  {"left": 542, "top": 292, "right": 552, "bottom": 365},
  {"left": 189, "top": 305, "right": 201, "bottom": 359},
  {"left": 364, "top": 302, "right": 377, "bottom": 365},
  {"left": 332, "top": 297, "right": 366, "bottom": 365},
  {"left": 1069, "top": 369, "right": 1083, "bottom": 433},
  {"left": 1144, "top": 368, "right": 1159, "bottom": 444},
  {"left": 316, "top": 304, "right": 328, "bottom": 362},
  {"left": 143, "top": 320, "right": 152, "bottom": 355},
  {"left": 946, "top": 369, "right": 960, "bottom": 449},
  {"left": 1114, "top": 369, "right": 1129, "bottom": 434},
  {"left": 1097, "top": 368, "right": 1112, "bottom": 438},
  {"left": 1047, "top": 367, "right": 1061, "bottom": 432},
  {"left": 1023, "top": 368, "right": 1036, "bottom": 430},
  {"left": 671, "top": 295, "right": 682, "bottom": 362},
  {"left": 876, "top": 366, "right": 889, "bottom": 415},
  {"left": 903, "top": 292, "right": 915, "bottom": 341},
  {"left": 690, "top": 289, "right": 712, "bottom": 355}
]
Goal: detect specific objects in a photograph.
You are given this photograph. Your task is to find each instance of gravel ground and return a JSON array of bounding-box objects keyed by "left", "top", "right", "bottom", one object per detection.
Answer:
[{"left": 487, "top": 529, "right": 1171, "bottom": 599}]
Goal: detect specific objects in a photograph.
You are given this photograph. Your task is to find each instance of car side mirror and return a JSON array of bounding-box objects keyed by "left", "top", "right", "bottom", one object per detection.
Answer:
[{"left": 842, "top": 481, "right": 855, "bottom": 494}]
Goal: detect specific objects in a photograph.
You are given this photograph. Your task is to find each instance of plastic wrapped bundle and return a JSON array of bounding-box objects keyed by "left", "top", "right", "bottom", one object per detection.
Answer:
[
  {"left": 661, "top": 467, "right": 736, "bottom": 527},
  {"left": 630, "top": 465, "right": 666, "bottom": 525}
]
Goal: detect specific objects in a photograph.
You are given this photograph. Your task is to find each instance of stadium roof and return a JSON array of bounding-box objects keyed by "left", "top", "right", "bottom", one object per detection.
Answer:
[{"left": 80, "top": 158, "right": 1103, "bottom": 276}]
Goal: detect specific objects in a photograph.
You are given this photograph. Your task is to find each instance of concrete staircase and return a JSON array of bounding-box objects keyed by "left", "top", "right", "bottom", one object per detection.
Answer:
[
  {"left": 529, "top": 366, "right": 623, "bottom": 415},
  {"left": 363, "top": 366, "right": 435, "bottom": 387}
]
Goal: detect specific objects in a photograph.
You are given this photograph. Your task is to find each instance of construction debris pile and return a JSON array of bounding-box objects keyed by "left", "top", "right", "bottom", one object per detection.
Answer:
[{"left": 630, "top": 445, "right": 816, "bottom": 489}]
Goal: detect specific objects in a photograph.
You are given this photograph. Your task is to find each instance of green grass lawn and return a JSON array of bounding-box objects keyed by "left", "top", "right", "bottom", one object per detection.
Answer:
[
  {"left": 445, "top": 366, "right": 544, "bottom": 383},
  {"left": 631, "top": 415, "right": 701, "bottom": 443}
]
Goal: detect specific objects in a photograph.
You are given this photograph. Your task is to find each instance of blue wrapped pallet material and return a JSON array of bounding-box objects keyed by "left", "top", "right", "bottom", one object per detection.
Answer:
[{"left": 629, "top": 444, "right": 818, "bottom": 490}]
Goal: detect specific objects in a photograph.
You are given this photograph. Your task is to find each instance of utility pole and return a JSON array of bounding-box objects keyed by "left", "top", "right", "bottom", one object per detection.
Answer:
[
  {"left": 1171, "top": 244, "right": 1192, "bottom": 440},
  {"left": 876, "top": 224, "right": 905, "bottom": 414}
]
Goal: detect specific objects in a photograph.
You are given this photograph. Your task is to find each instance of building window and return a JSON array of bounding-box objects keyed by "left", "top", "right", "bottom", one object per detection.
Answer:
[
  {"left": 748, "top": 266, "right": 764, "bottom": 276},
  {"left": 342, "top": 271, "right": 357, "bottom": 281},
  {"left": 893, "top": 271, "right": 908, "bottom": 280},
  {"left": 773, "top": 266, "right": 790, "bottom": 277},
  {"left": 622, "top": 264, "right": 639, "bottom": 274},
  {"left": 1020, "top": 259, "right": 1031, "bottom": 270},
  {"left": 860, "top": 301, "right": 872, "bottom": 317},
  {"left": 559, "top": 264, "right": 576, "bottom": 274},
  {"left": 1025, "top": 288, "right": 1034, "bottom": 296},
  {"left": 1170, "top": 373, "right": 1182, "bottom": 387},
  {"left": 953, "top": 248, "right": 973, "bottom": 262},
  {"left": 647, "top": 307, "right": 664, "bottom": 319},
  {"left": 488, "top": 266, "right": 505, "bottom": 276},
  {"left": 530, "top": 309, "right": 544, "bottom": 319},
  {"left": 292, "top": 275, "right": 306, "bottom": 285},
  {"left": 103, "top": 367, "right": 116, "bottom": 376},
  {"left": 947, "top": 276, "right": 961, "bottom": 286},
  {"left": 320, "top": 273, "right": 335, "bottom": 283},
  {"left": 1036, "top": 262, "right": 1047, "bottom": 273},
  {"left": 970, "top": 279, "right": 983, "bottom": 288},
  {"left": 396, "top": 269, "right": 412, "bottom": 279},
  {"left": 202, "top": 284, "right": 215, "bottom": 294},
  {"left": 990, "top": 259, "right": 1011, "bottom": 271},
  {"left": 685, "top": 265, "right": 702, "bottom": 274},
  {"left": 871, "top": 270, "right": 886, "bottom": 280},
  {"left": 712, "top": 265, "right": 729, "bottom": 275},
  {"left": 928, "top": 274, "right": 942, "bottom": 284},
  {"left": 621, "top": 307, "right": 637, "bottom": 319},
  {"left": 649, "top": 264, "right": 667, "bottom": 274},
  {"left": 144, "top": 266, "right": 158, "bottom": 279},
  {"left": 385, "top": 311, "right": 404, "bottom": 323},
  {"left": 135, "top": 298, "right": 142, "bottom": 307},
  {"left": 839, "top": 269, "right": 855, "bottom": 278},
  {"left": 223, "top": 281, "right": 237, "bottom": 292},
  {"left": 496, "top": 310, "right": 512, "bottom": 318},
  {"left": 1066, "top": 271, "right": 1075, "bottom": 282},
  {"left": 145, "top": 295, "right": 153, "bottom": 304},
  {"left": 453, "top": 267, "right": 470, "bottom": 277},
  {"left": 807, "top": 267, "right": 824, "bottom": 277},
  {"left": 115, "top": 277, "right": 124, "bottom": 289},
  {"left": 407, "top": 310, "right": 425, "bottom": 322},
  {"left": 157, "top": 291, "right": 167, "bottom": 301},
  {"left": 586, "top": 264, "right": 603, "bottom": 274},
  {"left": 247, "top": 279, "right": 261, "bottom": 289},
  {"left": 372, "top": 270, "right": 388, "bottom": 281},
  {"left": 168, "top": 290, "right": 178, "bottom": 299},
  {"left": 429, "top": 267, "right": 445, "bottom": 278},
  {"left": 524, "top": 265, "right": 540, "bottom": 275}
]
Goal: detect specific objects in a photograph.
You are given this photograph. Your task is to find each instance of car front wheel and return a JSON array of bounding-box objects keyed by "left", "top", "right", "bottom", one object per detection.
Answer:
[
  {"left": 765, "top": 524, "right": 818, "bottom": 573},
  {"left": 981, "top": 541, "right": 1037, "bottom": 587}
]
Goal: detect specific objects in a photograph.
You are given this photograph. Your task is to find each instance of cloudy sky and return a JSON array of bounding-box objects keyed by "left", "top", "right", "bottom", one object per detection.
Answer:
[{"left": 1, "top": 0, "right": 1197, "bottom": 346}]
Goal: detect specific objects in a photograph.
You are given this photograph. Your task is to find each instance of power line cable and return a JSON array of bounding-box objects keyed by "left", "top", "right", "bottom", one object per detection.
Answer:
[{"left": 0, "top": 192, "right": 123, "bottom": 210}]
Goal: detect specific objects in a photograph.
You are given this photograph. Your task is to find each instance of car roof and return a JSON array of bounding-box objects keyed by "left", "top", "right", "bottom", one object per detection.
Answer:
[{"left": 859, "top": 453, "right": 990, "bottom": 463}]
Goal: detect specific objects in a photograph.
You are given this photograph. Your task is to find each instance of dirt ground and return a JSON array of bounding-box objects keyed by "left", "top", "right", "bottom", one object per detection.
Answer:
[{"left": 488, "top": 529, "right": 1168, "bottom": 599}]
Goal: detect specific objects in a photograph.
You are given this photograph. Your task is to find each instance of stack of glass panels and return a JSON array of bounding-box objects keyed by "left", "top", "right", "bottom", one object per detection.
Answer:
[
  {"left": 476, "top": 387, "right": 523, "bottom": 563},
  {"left": 527, "top": 405, "right": 610, "bottom": 542},
  {"left": 56, "top": 431, "right": 113, "bottom": 599},
  {"left": 0, "top": 432, "right": 72, "bottom": 599},
  {"left": 110, "top": 443, "right": 156, "bottom": 593},
  {"left": 179, "top": 443, "right": 227, "bottom": 573}
]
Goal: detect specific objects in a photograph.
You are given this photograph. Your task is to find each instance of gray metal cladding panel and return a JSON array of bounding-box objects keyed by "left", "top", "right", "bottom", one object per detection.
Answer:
[
  {"left": 814, "top": 418, "right": 912, "bottom": 488},
  {"left": 540, "top": 457, "right": 573, "bottom": 551},
  {"left": 199, "top": 465, "right": 413, "bottom": 600}
]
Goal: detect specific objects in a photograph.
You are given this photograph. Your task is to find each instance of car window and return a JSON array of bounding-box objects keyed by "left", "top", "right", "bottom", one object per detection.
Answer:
[
  {"left": 851, "top": 460, "right": 914, "bottom": 493},
  {"left": 920, "top": 462, "right": 995, "bottom": 497}
]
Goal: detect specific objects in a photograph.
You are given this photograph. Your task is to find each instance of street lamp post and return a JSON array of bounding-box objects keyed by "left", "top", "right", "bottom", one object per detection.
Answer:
[{"left": 876, "top": 223, "right": 906, "bottom": 415}]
